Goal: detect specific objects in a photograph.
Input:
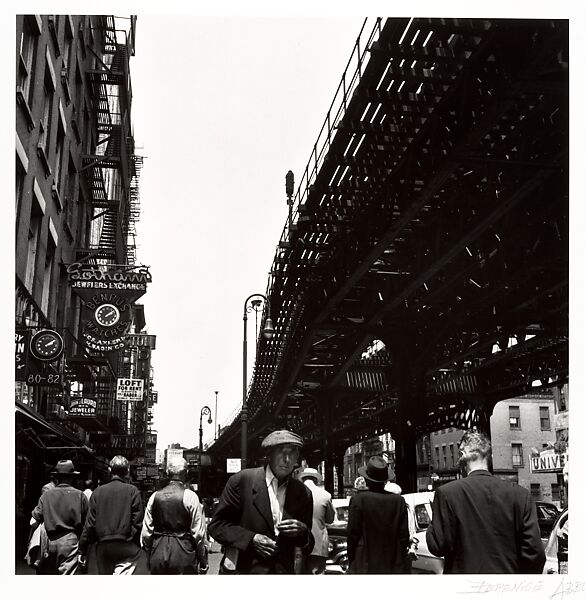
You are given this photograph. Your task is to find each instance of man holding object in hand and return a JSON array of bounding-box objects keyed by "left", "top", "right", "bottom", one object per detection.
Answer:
[{"left": 209, "top": 430, "right": 314, "bottom": 574}]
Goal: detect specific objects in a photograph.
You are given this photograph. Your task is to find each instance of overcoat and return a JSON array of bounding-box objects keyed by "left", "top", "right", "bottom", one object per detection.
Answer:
[
  {"left": 208, "top": 466, "right": 314, "bottom": 573},
  {"left": 347, "top": 489, "right": 410, "bottom": 574},
  {"left": 426, "top": 469, "right": 546, "bottom": 574}
]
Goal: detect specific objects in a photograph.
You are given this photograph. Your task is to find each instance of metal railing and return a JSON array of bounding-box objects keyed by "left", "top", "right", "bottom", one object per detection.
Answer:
[{"left": 277, "top": 17, "right": 386, "bottom": 248}]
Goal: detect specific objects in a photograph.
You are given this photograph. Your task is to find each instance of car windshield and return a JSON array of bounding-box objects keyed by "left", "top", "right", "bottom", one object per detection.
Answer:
[
  {"left": 414, "top": 504, "right": 432, "bottom": 530},
  {"left": 537, "top": 505, "right": 558, "bottom": 519}
]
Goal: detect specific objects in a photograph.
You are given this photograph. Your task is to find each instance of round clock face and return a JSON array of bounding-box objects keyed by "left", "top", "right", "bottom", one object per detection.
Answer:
[
  {"left": 95, "top": 303, "right": 121, "bottom": 327},
  {"left": 30, "top": 330, "right": 64, "bottom": 361}
]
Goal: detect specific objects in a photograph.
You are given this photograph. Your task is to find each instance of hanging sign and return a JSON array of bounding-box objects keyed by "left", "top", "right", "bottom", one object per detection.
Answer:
[
  {"left": 69, "top": 397, "right": 97, "bottom": 417},
  {"left": 529, "top": 450, "right": 568, "bottom": 473},
  {"left": 116, "top": 378, "right": 144, "bottom": 401}
]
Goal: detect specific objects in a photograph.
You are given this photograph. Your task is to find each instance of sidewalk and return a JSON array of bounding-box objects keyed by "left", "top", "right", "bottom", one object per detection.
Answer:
[{"left": 16, "top": 542, "right": 223, "bottom": 575}]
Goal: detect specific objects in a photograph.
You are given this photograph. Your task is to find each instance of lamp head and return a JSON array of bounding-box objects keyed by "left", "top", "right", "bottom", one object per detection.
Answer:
[
  {"left": 208, "top": 417, "right": 213, "bottom": 425},
  {"left": 286, "top": 170, "right": 294, "bottom": 198},
  {"left": 263, "top": 318, "right": 275, "bottom": 340}
]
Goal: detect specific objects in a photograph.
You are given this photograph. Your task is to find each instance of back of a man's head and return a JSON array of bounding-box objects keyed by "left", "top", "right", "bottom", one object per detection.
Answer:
[
  {"left": 110, "top": 455, "right": 129, "bottom": 477},
  {"left": 167, "top": 457, "right": 188, "bottom": 480},
  {"left": 460, "top": 431, "right": 492, "bottom": 462}
]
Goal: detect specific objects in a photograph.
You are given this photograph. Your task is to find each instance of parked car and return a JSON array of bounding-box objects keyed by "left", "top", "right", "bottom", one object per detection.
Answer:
[
  {"left": 325, "top": 499, "right": 350, "bottom": 574},
  {"left": 535, "top": 501, "right": 560, "bottom": 540},
  {"left": 403, "top": 491, "right": 444, "bottom": 574},
  {"left": 543, "top": 507, "right": 568, "bottom": 574},
  {"left": 324, "top": 492, "right": 444, "bottom": 574}
]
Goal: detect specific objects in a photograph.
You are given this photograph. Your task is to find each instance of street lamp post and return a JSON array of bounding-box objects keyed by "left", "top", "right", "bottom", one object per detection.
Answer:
[
  {"left": 214, "top": 390, "right": 219, "bottom": 441},
  {"left": 242, "top": 294, "right": 275, "bottom": 469},
  {"left": 198, "top": 405, "right": 212, "bottom": 496}
]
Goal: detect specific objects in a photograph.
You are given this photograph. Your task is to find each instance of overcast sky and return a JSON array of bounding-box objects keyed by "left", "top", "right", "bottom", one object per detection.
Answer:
[{"left": 130, "top": 14, "right": 366, "bottom": 450}]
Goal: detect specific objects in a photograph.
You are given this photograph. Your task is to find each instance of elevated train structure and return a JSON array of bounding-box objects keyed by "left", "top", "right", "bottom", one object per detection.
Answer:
[{"left": 209, "top": 17, "right": 568, "bottom": 494}]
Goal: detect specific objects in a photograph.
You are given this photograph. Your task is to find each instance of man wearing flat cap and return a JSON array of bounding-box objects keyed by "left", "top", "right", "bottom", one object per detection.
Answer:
[
  {"left": 30, "top": 459, "right": 89, "bottom": 574},
  {"left": 208, "top": 429, "right": 314, "bottom": 573}
]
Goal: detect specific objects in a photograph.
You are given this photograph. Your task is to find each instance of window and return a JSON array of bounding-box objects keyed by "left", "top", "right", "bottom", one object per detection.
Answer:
[
  {"left": 442, "top": 445, "right": 447, "bottom": 469},
  {"left": 509, "top": 405, "right": 521, "bottom": 429},
  {"left": 530, "top": 483, "right": 540, "bottom": 497},
  {"left": 551, "top": 483, "right": 560, "bottom": 502},
  {"left": 511, "top": 443, "right": 523, "bottom": 467},
  {"left": 24, "top": 201, "right": 43, "bottom": 292},
  {"left": 63, "top": 20, "right": 74, "bottom": 71},
  {"left": 434, "top": 446, "right": 440, "bottom": 469},
  {"left": 540, "top": 406, "right": 551, "bottom": 431},
  {"left": 39, "top": 59, "right": 56, "bottom": 159},
  {"left": 16, "top": 162, "right": 26, "bottom": 212},
  {"left": 449, "top": 444, "right": 455, "bottom": 467},
  {"left": 54, "top": 116, "right": 66, "bottom": 194},
  {"left": 18, "top": 17, "right": 38, "bottom": 103},
  {"left": 41, "top": 235, "right": 56, "bottom": 315}
]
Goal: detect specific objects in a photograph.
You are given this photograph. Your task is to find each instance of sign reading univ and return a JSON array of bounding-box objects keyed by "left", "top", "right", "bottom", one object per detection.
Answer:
[{"left": 529, "top": 450, "right": 568, "bottom": 473}]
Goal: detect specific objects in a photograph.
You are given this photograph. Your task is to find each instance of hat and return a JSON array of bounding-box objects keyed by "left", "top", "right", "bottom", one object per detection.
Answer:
[
  {"left": 358, "top": 456, "right": 390, "bottom": 484},
  {"left": 261, "top": 429, "right": 303, "bottom": 450},
  {"left": 354, "top": 476, "right": 367, "bottom": 491},
  {"left": 298, "top": 467, "right": 322, "bottom": 484},
  {"left": 51, "top": 460, "right": 80, "bottom": 476}
]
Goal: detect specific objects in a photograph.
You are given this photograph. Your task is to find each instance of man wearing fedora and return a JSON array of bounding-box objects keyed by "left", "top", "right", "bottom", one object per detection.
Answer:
[
  {"left": 298, "top": 467, "right": 335, "bottom": 574},
  {"left": 208, "top": 429, "right": 314, "bottom": 574},
  {"left": 347, "top": 455, "right": 410, "bottom": 574},
  {"left": 31, "top": 459, "right": 89, "bottom": 574}
]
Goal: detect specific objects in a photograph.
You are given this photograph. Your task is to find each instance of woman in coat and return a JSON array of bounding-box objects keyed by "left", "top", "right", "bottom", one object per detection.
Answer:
[{"left": 347, "top": 456, "right": 410, "bottom": 574}]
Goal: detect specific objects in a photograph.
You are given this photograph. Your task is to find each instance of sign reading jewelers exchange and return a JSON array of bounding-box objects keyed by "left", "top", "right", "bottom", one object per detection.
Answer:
[{"left": 67, "top": 263, "right": 151, "bottom": 353}]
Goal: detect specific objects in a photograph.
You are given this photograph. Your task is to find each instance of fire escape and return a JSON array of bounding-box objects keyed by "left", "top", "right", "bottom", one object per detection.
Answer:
[
  {"left": 68, "top": 17, "right": 140, "bottom": 443},
  {"left": 78, "top": 16, "right": 139, "bottom": 266}
]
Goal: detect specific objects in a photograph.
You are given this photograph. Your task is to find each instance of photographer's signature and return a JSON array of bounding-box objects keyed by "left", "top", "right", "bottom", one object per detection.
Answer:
[{"left": 456, "top": 579, "right": 585, "bottom": 599}]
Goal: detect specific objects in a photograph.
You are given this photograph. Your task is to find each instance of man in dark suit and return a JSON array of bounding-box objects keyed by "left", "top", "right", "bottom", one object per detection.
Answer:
[
  {"left": 208, "top": 430, "right": 314, "bottom": 574},
  {"left": 426, "top": 430, "right": 546, "bottom": 574},
  {"left": 347, "top": 455, "right": 410, "bottom": 574}
]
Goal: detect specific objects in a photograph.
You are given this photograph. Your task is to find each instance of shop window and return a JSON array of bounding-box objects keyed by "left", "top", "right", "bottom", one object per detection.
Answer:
[
  {"left": 530, "top": 483, "right": 540, "bottom": 497},
  {"left": 511, "top": 443, "right": 523, "bottom": 467},
  {"left": 540, "top": 406, "right": 551, "bottom": 431},
  {"left": 509, "top": 405, "right": 521, "bottom": 429}
]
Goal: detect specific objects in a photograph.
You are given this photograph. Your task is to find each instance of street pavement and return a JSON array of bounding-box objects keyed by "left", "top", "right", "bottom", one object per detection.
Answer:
[{"left": 16, "top": 541, "right": 223, "bottom": 575}]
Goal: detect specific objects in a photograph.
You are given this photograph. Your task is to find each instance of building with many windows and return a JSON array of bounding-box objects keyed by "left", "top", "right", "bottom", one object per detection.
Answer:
[
  {"left": 15, "top": 14, "right": 158, "bottom": 553},
  {"left": 427, "top": 390, "right": 567, "bottom": 507}
]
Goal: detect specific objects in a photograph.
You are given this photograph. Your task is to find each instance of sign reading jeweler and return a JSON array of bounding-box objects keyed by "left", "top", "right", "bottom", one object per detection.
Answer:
[
  {"left": 117, "top": 378, "right": 144, "bottom": 401},
  {"left": 69, "top": 397, "right": 97, "bottom": 417}
]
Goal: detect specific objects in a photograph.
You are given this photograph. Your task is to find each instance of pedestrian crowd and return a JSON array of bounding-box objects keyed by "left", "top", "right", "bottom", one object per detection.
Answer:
[
  {"left": 24, "top": 428, "right": 547, "bottom": 575},
  {"left": 26, "top": 455, "right": 209, "bottom": 575}
]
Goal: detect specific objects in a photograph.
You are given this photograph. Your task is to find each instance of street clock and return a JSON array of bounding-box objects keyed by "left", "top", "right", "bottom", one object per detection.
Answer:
[{"left": 29, "top": 329, "right": 64, "bottom": 362}]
